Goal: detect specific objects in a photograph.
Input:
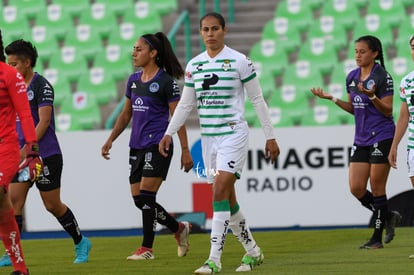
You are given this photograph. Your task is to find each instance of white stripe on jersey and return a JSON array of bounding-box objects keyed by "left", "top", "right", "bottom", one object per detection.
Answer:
[{"left": 400, "top": 70, "right": 414, "bottom": 149}]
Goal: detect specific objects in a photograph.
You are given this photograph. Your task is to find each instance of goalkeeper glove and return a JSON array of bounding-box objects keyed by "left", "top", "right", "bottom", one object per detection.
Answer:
[{"left": 18, "top": 142, "right": 43, "bottom": 182}]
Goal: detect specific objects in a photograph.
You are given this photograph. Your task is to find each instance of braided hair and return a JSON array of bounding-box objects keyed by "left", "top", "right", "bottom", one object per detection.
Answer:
[
  {"left": 355, "top": 35, "right": 386, "bottom": 69},
  {"left": 0, "top": 29, "right": 6, "bottom": 62}
]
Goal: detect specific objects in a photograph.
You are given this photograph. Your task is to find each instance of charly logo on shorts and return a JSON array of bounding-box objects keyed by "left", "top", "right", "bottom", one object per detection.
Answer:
[
  {"left": 149, "top": 82, "right": 159, "bottom": 93},
  {"left": 27, "top": 89, "right": 34, "bottom": 101}
]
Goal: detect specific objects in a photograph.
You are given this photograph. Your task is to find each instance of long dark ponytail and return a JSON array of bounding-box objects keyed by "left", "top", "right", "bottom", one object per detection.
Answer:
[{"left": 141, "top": 32, "right": 184, "bottom": 79}]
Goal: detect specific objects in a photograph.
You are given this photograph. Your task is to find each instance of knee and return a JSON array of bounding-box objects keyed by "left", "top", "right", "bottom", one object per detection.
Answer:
[{"left": 133, "top": 195, "right": 144, "bottom": 210}]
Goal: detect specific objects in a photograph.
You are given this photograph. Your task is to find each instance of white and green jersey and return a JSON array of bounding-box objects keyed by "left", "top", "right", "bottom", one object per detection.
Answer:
[
  {"left": 400, "top": 70, "right": 414, "bottom": 149},
  {"left": 184, "top": 45, "right": 256, "bottom": 136}
]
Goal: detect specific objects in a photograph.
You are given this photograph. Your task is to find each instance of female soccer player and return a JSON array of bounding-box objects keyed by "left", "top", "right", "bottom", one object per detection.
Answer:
[
  {"left": 159, "top": 12, "right": 280, "bottom": 273},
  {"left": 0, "top": 29, "right": 42, "bottom": 275},
  {"left": 311, "top": 35, "right": 401, "bottom": 249},
  {"left": 101, "top": 32, "right": 194, "bottom": 260},
  {"left": 1, "top": 39, "right": 91, "bottom": 266},
  {"left": 388, "top": 35, "right": 414, "bottom": 258}
]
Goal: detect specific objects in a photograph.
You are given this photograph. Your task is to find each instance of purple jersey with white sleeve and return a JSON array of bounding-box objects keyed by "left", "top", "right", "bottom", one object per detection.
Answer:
[
  {"left": 16, "top": 73, "right": 62, "bottom": 157},
  {"left": 126, "top": 69, "right": 180, "bottom": 149},
  {"left": 346, "top": 63, "right": 395, "bottom": 146}
]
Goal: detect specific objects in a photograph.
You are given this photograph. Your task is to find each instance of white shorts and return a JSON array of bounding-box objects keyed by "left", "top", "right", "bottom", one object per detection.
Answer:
[
  {"left": 201, "top": 122, "right": 249, "bottom": 183},
  {"left": 407, "top": 149, "right": 414, "bottom": 177}
]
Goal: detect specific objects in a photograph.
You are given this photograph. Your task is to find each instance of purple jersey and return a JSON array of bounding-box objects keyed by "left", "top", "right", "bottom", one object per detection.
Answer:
[
  {"left": 346, "top": 63, "right": 395, "bottom": 146},
  {"left": 17, "top": 73, "right": 62, "bottom": 157},
  {"left": 126, "top": 69, "right": 180, "bottom": 149}
]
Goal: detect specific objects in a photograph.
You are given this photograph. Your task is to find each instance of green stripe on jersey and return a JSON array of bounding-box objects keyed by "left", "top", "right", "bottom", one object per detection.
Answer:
[
  {"left": 242, "top": 72, "right": 256, "bottom": 83},
  {"left": 200, "top": 114, "right": 234, "bottom": 118},
  {"left": 201, "top": 131, "right": 235, "bottom": 136}
]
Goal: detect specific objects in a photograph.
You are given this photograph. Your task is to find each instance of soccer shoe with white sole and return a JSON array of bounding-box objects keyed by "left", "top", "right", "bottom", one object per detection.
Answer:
[
  {"left": 126, "top": 247, "right": 155, "bottom": 260},
  {"left": 0, "top": 253, "right": 11, "bottom": 266},
  {"left": 384, "top": 211, "right": 401, "bottom": 244},
  {"left": 235, "top": 250, "right": 264, "bottom": 272},
  {"left": 174, "top": 221, "right": 192, "bottom": 257},
  {"left": 359, "top": 239, "right": 383, "bottom": 249},
  {"left": 74, "top": 236, "right": 91, "bottom": 263},
  {"left": 194, "top": 259, "right": 222, "bottom": 274}
]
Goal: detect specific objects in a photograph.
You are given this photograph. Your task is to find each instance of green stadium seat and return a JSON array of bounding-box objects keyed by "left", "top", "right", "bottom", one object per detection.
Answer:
[
  {"left": 94, "top": 0, "right": 134, "bottom": 17},
  {"left": 320, "top": 0, "right": 360, "bottom": 31},
  {"left": 396, "top": 14, "right": 414, "bottom": 49},
  {"left": 244, "top": 100, "right": 257, "bottom": 126},
  {"left": 57, "top": 92, "right": 102, "bottom": 131},
  {"left": 78, "top": 2, "right": 119, "bottom": 40},
  {"left": 0, "top": 5, "right": 32, "bottom": 45},
  {"left": 122, "top": 1, "right": 162, "bottom": 35},
  {"left": 297, "top": 37, "right": 339, "bottom": 76},
  {"left": 366, "top": 0, "right": 406, "bottom": 29},
  {"left": 34, "top": 4, "right": 74, "bottom": 41},
  {"left": 281, "top": 61, "right": 324, "bottom": 99},
  {"left": 274, "top": 0, "right": 314, "bottom": 33},
  {"left": 143, "top": 0, "right": 178, "bottom": 15},
  {"left": 51, "top": 0, "right": 90, "bottom": 19},
  {"left": 328, "top": 65, "right": 349, "bottom": 101},
  {"left": 76, "top": 67, "right": 118, "bottom": 105},
  {"left": 42, "top": 68, "right": 72, "bottom": 106},
  {"left": 352, "top": 15, "right": 394, "bottom": 49},
  {"left": 263, "top": 106, "right": 300, "bottom": 128},
  {"left": 31, "top": 25, "right": 61, "bottom": 65},
  {"left": 260, "top": 18, "right": 302, "bottom": 55},
  {"left": 93, "top": 45, "right": 133, "bottom": 82},
  {"left": 63, "top": 25, "right": 105, "bottom": 63},
  {"left": 248, "top": 39, "right": 289, "bottom": 78},
  {"left": 306, "top": 15, "right": 348, "bottom": 51},
  {"left": 47, "top": 46, "right": 89, "bottom": 83},
  {"left": 8, "top": 0, "right": 47, "bottom": 21},
  {"left": 301, "top": 98, "right": 350, "bottom": 126},
  {"left": 388, "top": 57, "right": 411, "bottom": 84},
  {"left": 257, "top": 71, "right": 277, "bottom": 101}
]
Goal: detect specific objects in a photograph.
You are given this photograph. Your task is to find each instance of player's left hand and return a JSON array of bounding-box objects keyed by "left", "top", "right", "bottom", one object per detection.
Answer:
[{"left": 265, "top": 139, "right": 280, "bottom": 164}]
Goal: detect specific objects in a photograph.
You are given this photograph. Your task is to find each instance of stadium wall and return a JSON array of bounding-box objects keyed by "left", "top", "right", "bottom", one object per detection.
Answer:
[{"left": 24, "top": 126, "right": 410, "bottom": 232}]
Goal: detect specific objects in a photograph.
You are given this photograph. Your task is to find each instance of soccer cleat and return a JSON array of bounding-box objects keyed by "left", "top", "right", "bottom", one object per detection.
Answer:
[
  {"left": 126, "top": 247, "right": 155, "bottom": 260},
  {"left": 0, "top": 253, "right": 11, "bottom": 266},
  {"left": 409, "top": 254, "right": 414, "bottom": 259},
  {"left": 235, "top": 249, "right": 264, "bottom": 272},
  {"left": 359, "top": 239, "right": 383, "bottom": 249},
  {"left": 194, "top": 259, "right": 222, "bottom": 274},
  {"left": 74, "top": 236, "right": 91, "bottom": 264},
  {"left": 384, "top": 211, "right": 401, "bottom": 244},
  {"left": 10, "top": 270, "right": 29, "bottom": 275},
  {"left": 174, "top": 221, "right": 192, "bottom": 257}
]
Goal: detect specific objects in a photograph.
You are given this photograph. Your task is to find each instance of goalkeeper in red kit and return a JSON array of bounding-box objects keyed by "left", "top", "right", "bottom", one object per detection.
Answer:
[{"left": 0, "top": 29, "right": 42, "bottom": 275}]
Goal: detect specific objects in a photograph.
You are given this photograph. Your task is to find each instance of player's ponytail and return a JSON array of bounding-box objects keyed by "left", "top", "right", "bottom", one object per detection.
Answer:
[
  {"left": 142, "top": 32, "right": 184, "bottom": 79},
  {"left": 0, "top": 29, "right": 6, "bottom": 62}
]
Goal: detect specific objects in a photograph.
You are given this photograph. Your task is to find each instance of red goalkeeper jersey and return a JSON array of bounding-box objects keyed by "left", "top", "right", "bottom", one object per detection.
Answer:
[{"left": 0, "top": 62, "right": 36, "bottom": 146}]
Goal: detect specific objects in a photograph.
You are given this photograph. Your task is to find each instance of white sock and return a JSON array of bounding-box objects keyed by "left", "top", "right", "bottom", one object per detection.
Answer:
[
  {"left": 208, "top": 210, "right": 230, "bottom": 265},
  {"left": 229, "top": 209, "right": 260, "bottom": 256}
]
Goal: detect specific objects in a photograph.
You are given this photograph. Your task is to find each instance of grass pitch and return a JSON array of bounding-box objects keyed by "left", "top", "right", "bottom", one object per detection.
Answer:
[{"left": 4, "top": 227, "right": 414, "bottom": 274}]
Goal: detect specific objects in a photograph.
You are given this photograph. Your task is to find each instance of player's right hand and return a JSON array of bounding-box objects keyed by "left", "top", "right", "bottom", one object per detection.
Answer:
[{"left": 19, "top": 142, "right": 43, "bottom": 182}]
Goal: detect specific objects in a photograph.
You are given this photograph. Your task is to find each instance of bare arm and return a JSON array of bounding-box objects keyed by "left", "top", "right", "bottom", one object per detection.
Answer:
[
  {"left": 168, "top": 100, "right": 194, "bottom": 172},
  {"left": 389, "top": 101, "right": 409, "bottom": 168},
  {"left": 101, "top": 98, "right": 132, "bottom": 159},
  {"left": 310, "top": 87, "right": 354, "bottom": 114}
]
